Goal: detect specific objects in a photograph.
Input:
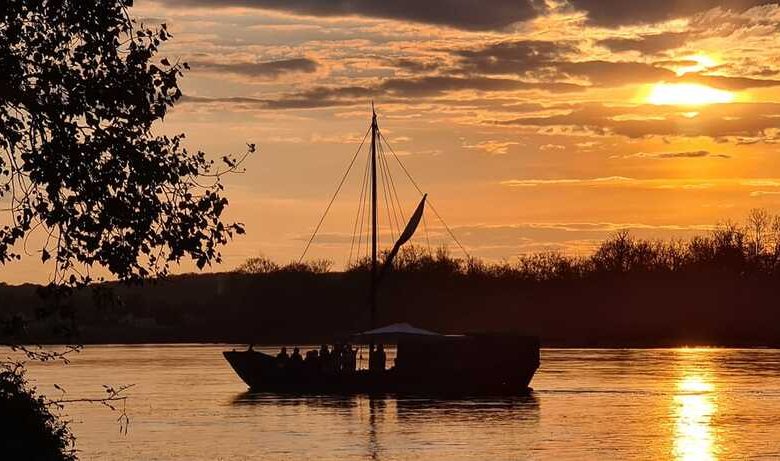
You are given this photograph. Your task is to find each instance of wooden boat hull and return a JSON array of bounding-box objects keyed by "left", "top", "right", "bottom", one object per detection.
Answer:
[{"left": 223, "top": 336, "right": 540, "bottom": 395}]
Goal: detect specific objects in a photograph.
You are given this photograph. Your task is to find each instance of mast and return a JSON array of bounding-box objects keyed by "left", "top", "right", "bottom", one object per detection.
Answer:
[{"left": 369, "top": 103, "right": 378, "bottom": 329}]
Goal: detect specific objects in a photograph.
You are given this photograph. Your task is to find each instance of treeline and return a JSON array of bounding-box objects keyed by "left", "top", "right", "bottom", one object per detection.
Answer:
[
  {"left": 3, "top": 209, "right": 780, "bottom": 347},
  {"left": 239, "top": 208, "right": 780, "bottom": 280}
]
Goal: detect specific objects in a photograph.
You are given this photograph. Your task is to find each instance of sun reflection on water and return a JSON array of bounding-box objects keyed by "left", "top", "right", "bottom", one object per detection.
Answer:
[{"left": 673, "top": 357, "right": 719, "bottom": 461}]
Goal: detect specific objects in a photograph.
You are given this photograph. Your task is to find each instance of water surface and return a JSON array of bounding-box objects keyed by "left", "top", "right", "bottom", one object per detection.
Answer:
[{"left": 23, "top": 346, "right": 780, "bottom": 460}]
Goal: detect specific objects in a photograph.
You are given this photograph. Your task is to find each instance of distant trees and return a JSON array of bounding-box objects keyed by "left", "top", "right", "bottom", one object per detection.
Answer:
[
  {"left": 235, "top": 257, "right": 332, "bottom": 274},
  {"left": 239, "top": 208, "right": 780, "bottom": 281}
]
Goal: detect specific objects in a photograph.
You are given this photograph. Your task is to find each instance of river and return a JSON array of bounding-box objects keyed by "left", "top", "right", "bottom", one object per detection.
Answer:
[{"left": 21, "top": 345, "right": 780, "bottom": 460}]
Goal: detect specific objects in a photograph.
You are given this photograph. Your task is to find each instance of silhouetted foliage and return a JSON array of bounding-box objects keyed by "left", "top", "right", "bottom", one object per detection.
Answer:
[
  {"left": 0, "top": 364, "right": 76, "bottom": 461},
  {"left": 0, "top": 0, "right": 248, "bottom": 286},
  {"left": 1, "top": 1, "right": 250, "bottom": 458},
  {"left": 235, "top": 257, "right": 280, "bottom": 274}
]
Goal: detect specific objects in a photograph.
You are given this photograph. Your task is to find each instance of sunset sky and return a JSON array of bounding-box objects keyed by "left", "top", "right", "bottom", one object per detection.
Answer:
[{"left": 7, "top": 0, "right": 780, "bottom": 284}]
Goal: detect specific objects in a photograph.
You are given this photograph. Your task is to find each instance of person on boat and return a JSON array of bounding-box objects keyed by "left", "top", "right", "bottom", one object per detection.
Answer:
[
  {"left": 333, "top": 343, "right": 346, "bottom": 372},
  {"left": 276, "top": 346, "right": 289, "bottom": 364},
  {"left": 376, "top": 344, "right": 386, "bottom": 371},
  {"left": 368, "top": 344, "right": 386, "bottom": 373},
  {"left": 319, "top": 344, "right": 331, "bottom": 372},
  {"left": 290, "top": 347, "right": 303, "bottom": 365},
  {"left": 305, "top": 349, "right": 319, "bottom": 362},
  {"left": 344, "top": 343, "right": 357, "bottom": 372},
  {"left": 371, "top": 344, "right": 387, "bottom": 372}
]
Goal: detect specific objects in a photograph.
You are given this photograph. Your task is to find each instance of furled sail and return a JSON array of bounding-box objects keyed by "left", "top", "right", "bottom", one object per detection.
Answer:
[{"left": 378, "top": 194, "right": 427, "bottom": 281}]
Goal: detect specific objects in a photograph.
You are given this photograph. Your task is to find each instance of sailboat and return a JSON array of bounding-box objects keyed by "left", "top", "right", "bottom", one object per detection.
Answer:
[{"left": 223, "top": 105, "right": 540, "bottom": 394}]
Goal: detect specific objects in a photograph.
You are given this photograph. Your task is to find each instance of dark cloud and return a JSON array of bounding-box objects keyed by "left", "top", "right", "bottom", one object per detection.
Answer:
[
  {"left": 181, "top": 85, "right": 374, "bottom": 109},
  {"left": 567, "top": 0, "right": 776, "bottom": 26},
  {"left": 679, "top": 73, "right": 780, "bottom": 90},
  {"left": 557, "top": 61, "right": 675, "bottom": 86},
  {"left": 189, "top": 58, "right": 318, "bottom": 79},
  {"left": 182, "top": 75, "right": 586, "bottom": 110},
  {"left": 391, "top": 58, "right": 441, "bottom": 73},
  {"left": 454, "top": 40, "right": 678, "bottom": 87},
  {"left": 625, "top": 150, "right": 731, "bottom": 159},
  {"left": 455, "top": 40, "right": 578, "bottom": 75},
  {"left": 160, "top": 0, "right": 544, "bottom": 30},
  {"left": 497, "top": 102, "right": 780, "bottom": 139},
  {"left": 378, "top": 76, "right": 585, "bottom": 97},
  {"left": 599, "top": 32, "right": 691, "bottom": 54}
]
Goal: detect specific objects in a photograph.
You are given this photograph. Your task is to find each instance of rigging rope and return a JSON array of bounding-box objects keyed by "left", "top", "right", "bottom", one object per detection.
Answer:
[
  {"left": 348, "top": 140, "right": 372, "bottom": 266},
  {"left": 378, "top": 141, "right": 403, "bottom": 233},
  {"left": 299, "top": 127, "right": 371, "bottom": 263},
  {"left": 422, "top": 211, "right": 432, "bottom": 253},
  {"left": 377, "top": 142, "right": 397, "bottom": 243},
  {"left": 378, "top": 130, "right": 471, "bottom": 259},
  {"left": 357, "top": 145, "right": 372, "bottom": 265}
]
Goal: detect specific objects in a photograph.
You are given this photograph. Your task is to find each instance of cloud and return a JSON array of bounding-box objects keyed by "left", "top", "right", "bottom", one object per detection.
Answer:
[
  {"left": 446, "top": 222, "right": 715, "bottom": 256},
  {"left": 189, "top": 57, "right": 318, "bottom": 79},
  {"left": 462, "top": 140, "right": 520, "bottom": 155},
  {"left": 455, "top": 40, "right": 578, "bottom": 75},
  {"left": 500, "top": 176, "right": 635, "bottom": 187},
  {"left": 453, "top": 40, "right": 679, "bottom": 87},
  {"left": 497, "top": 102, "right": 780, "bottom": 139},
  {"left": 567, "top": 0, "right": 776, "bottom": 26},
  {"left": 391, "top": 58, "right": 441, "bottom": 73},
  {"left": 378, "top": 75, "right": 584, "bottom": 96},
  {"left": 501, "top": 176, "right": 780, "bottom": 192},
  {"left": 622, "top": 150, "right": 731, "bottom": 159},
  {"left": 181, "top": 75, "right": 586, "bottom": 110},
  {"left": 556, "top": 60, "right": 675, "bottom": 86},
  {"left": 750, "top": 190, "right": 780, "bottom": 197},
  {"left": 678, "top": 73, "right": 780, "bottom": 90},
  {"left": 598, "top": 31, "right": 691, "bottom": 54},
  {"left": 159, "top": 0, "right": 545, "bottom": 30}
]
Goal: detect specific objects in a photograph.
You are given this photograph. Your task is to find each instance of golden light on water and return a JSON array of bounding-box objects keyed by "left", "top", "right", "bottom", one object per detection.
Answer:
[
  {"left": 648, "top": 83, "right": 735, "bottom": 106},
  {"left": 673, "top": 370, "right": 718, "bottom": 461}
]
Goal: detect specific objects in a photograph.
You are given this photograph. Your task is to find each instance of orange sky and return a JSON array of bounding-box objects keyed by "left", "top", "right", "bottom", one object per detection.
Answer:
[{"left": 4, "top": 0, "right": 780, "bottom": 284}]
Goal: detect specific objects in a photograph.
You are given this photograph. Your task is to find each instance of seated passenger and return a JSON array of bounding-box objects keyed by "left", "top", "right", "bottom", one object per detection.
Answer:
[
  {"left": 376, "top": 344, "right": 386, "bottom": 371},
  {"left": 290, "top": 347, "right": 303, "bottom": 364},
  {"left": 369, "top": 344, "right": 386, "bottom": 373},
  {"left": 276, "top": 346, "right": 289, "bottom": 363},
  {"left": 305, "top": 349, "right": 319, "bottom": 362},
  {"left": 333, "top": 343, "right": 345, "bottom": 372},
  {"left": 344, "top": 343, "right": 357, "bottom": 372},
  {"left": 319, "top": 344, "right": 332, "bottom": 372}
]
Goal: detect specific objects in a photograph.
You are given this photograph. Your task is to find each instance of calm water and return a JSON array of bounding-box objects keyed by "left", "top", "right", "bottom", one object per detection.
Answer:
[{"left": 21, "top": 345, "right": 780, "bottom": 460}]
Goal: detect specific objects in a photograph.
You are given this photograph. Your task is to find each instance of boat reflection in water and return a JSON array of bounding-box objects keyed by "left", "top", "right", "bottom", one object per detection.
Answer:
[
  {"left": 672, "top": 350, "right": 719, "bottom": 461},
  {"left": 232, "top": 392, "right": 540, "bottom": 460}
]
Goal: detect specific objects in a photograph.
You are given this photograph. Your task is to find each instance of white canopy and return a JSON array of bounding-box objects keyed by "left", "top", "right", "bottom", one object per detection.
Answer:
[{"left": 354, "top": 322, "right": 442, "bottom": 339}]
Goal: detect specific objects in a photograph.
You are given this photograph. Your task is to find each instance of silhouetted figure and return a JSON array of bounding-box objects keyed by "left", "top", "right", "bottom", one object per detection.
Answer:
[
  {"left": 344, "top": 343, "right": 357, "bottom": 372},
  {"left": 276, "top": 346, "right": 289, "bottom": 365},
  {"left": 369, "top": 344, "right": 386, "bottom": 373},
  {"left": 333, "top": 343, "right": 345, "bottom": 372},
  {"left": 305, "top": 349, "right": 319, "bottom": 370},
  {"left": 291, "top": 347, "right": 303, "bottom": 365},
  {"left": 247, "top": 344, "right": 254, "bottom": 352},
  {"left": 376, "top": 344, "right": 386, "bottom": 371},
  {"left": 320, "top": 344, "right": 331, "bottom": 372}
]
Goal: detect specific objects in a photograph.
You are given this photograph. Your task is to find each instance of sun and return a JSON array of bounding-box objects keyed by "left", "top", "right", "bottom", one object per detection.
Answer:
[{"left": 647, "top": 83, "right": 735, "bottom": 106}]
